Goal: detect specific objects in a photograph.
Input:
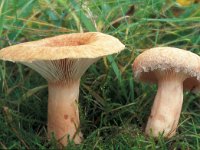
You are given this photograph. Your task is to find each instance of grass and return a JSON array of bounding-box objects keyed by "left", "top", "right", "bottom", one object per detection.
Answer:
[{"left": 0, "top": 0, "right": 200, "bottom": 149}]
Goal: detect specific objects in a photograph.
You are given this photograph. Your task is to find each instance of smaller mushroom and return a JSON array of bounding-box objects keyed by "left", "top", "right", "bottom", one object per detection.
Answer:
[{"left": 132, "top": 47, "right": 200, "bottom": 138}]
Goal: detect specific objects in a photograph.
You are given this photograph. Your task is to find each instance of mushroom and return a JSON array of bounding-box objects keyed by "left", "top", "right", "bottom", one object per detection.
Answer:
[
  {"left": 0, "top": 32, "right": 125, "bottom": 146},
  {"left": 132, "top": 47, "right": 200, "bottom": 138}
]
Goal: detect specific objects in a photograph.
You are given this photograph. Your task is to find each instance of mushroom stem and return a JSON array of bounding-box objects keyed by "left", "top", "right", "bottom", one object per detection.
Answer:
[
  {"left": 47, "top": 80, "right": 83, "bottom": 146},
  {"left": 145, "top": 72, "right": 186, "bottom": 137}
]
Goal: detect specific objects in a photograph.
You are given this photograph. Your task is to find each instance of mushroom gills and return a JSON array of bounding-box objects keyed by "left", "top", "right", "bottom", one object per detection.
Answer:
[{"left": 23, "top": 58, "right": 99, "bottom": 83}]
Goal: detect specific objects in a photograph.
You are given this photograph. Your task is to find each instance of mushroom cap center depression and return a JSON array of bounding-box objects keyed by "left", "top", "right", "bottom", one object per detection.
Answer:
[{"left": 41, "top": 36, "right": 94, "bottom": 47}]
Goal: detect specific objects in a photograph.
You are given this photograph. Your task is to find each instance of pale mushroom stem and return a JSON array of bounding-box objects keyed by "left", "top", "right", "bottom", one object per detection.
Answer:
[
  {"left": 47, "top": 79, "right": 83, "bottom": 146},
  {"left": 145, "top": 71, "right": 186, "bottom": 137}
]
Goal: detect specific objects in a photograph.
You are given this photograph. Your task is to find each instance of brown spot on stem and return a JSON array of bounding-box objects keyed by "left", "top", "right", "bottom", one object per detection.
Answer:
[{"left": 64, "top": 114, "right": 68, "bottom": 120}]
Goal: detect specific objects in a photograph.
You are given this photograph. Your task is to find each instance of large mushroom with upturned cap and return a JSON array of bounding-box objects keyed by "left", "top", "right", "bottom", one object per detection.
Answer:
[
  {"left": 0, "top": 32, "right": 125, "bottom": 146},
  {"left": 132, "top": 47, "right": 200, "bottom": 138}
]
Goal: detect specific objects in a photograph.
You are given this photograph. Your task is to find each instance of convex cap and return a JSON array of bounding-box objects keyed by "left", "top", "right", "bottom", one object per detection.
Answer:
[{"left": 133, "top": 47, "right": 200, "bottom": 90}]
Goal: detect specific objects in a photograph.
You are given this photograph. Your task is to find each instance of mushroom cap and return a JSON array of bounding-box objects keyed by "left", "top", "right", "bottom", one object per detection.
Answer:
[
  {"left": 133, "top": 47, "right": 200, "bottom": 90},
  {"left": 0, "top": 32, "right": 125, "bottom": 62}
]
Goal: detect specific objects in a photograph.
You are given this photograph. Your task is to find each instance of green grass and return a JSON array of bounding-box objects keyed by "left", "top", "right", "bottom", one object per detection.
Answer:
[{"left": 0, "top": 0, "right": 200, "bottom": 149}]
